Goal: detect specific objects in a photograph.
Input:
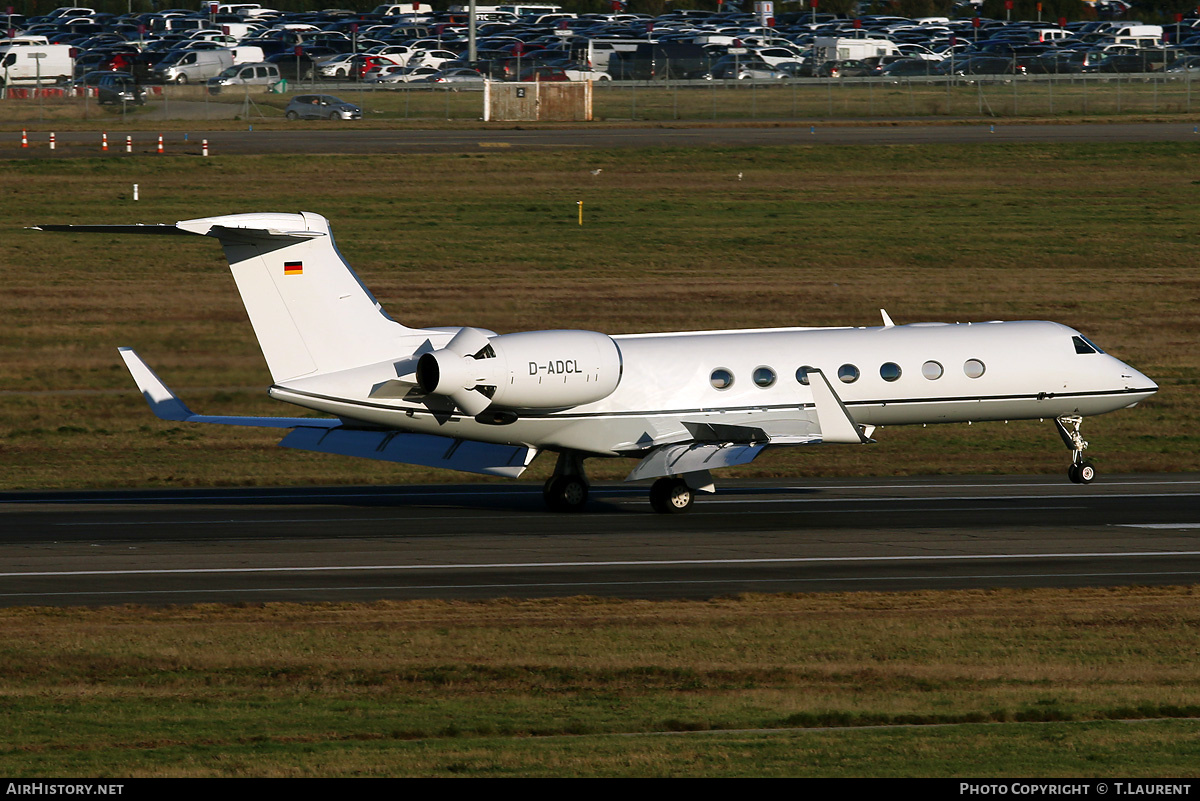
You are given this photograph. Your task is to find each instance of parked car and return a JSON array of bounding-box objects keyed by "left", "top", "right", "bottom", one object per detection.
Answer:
[
  {"left": 519, "top": 65, "right": 570, "bottom": 81},
  {"left": 405, "top": 48, "right": 458, "bottom": 69},
  {"left": 153, "top": 48, "right": 234, "bottom": 84},
  {"left": 1164, "top": 55, "right": 1200, "bottom": 73},
  {"left": 517, "top": 63, "right": 610, "bottom": 82},
  {"left": 283, "top": 94, "right": 362, "bottom": 120},
  {"left": 314, "top": 52, "right": 358, "bottom": 79},
  {"left": 880, "top": 57, "right": 939, "bottom": 77},
  {"left": 206, "top": 61, "right": 280, "bottom": 93},
  {"left": 424, "top": 66, "right": 486, "bottom": 85},
  {"left": 935, "top": 55, "right": 1026, "bottom": 76},
  {"left": 264, "top": 47, "right": 340, "bottom": 80},
  {"left": 814, "top": 59, "right": 876, "bottom": 78},
  {"left": 707, "top": 55, "right": 789, "bottom": 80},
  {"left": 75, "top": 70, "right": 145, "bottom": 105},
  {"left": 367, "top": 63, "right": 439, "bottom": 82}
]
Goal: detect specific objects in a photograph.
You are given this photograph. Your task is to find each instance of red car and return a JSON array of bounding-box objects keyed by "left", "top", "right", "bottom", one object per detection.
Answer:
[{"left": 518, "top": 66, "right": 570, "bottom": 81}]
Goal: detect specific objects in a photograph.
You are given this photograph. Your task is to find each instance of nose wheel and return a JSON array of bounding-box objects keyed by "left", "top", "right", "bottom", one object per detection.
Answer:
[
  {"left": 1068, "top": 459, "right": 1096, "bottom": 485},
  {"left": 1055, "top": 415, "right": 1097, "bottom": 484}
]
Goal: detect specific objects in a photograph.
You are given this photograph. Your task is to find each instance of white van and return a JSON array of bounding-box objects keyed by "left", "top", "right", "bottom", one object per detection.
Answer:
[
  {"left": 229, "top": 44, "right": 265, "bottom": 64},
  {"left": 0, "top": 44, "right": 73, "bottom": 84},
  {"left": 155, "top": 48, "right": 234, "bottom": 83},
  {"left": 372, "top": 3, "right": 432, "bottom": 14}
]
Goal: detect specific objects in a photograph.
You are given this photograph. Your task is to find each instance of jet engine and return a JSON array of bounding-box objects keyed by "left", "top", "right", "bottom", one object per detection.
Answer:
[{"left": 416, "top": 327, "right": 622, "bottom": 416}]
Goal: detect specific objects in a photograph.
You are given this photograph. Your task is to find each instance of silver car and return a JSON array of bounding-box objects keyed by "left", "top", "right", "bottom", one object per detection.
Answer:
[
  {"left": 207, "top": 62, "right": 281, "bottom": 95},
  {"left": 284, "top": 94, "right": 362, "bottom": 120}
]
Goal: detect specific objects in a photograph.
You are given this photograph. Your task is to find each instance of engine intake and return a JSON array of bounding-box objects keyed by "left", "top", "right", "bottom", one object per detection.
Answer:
[{"left": 415, "top": 328, "right": 622, "bottom": 415}]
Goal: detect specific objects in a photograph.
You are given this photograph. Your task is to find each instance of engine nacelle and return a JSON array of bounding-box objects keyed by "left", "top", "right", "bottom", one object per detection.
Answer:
[{"left": 416, "top": 328, "right": 622, "bottom": 415}]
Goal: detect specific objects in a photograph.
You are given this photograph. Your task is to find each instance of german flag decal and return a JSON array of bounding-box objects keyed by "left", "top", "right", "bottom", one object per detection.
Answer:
[{"left": 284, "top": 261, "right": 303, "bottom": 276}]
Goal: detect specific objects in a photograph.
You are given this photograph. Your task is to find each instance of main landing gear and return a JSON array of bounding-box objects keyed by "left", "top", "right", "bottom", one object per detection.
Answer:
[
  {"left": 541, "top": 452, "right": 699, "bottom": 514},
  {"left": 1055, "top": 415, "right": 1097, "bottom": 485},
  {"left": 649, "top": 477, "right": 694, "bottom": 514},
  {"left": 543, "top": 451, "right": 590, "bottom": 512}
]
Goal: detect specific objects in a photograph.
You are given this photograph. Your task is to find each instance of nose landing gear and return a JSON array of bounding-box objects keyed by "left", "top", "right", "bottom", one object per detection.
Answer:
[{"left": 1055, "top": 415, "right": 1096, "bottom": 484}]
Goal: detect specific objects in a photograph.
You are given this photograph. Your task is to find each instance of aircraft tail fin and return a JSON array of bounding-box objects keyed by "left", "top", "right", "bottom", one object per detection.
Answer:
[
  {"left": 38, "top": 213, "right": 425, "bottom": 383},
  {"left": 178, "top": 212, "right": 423, "bottom": 382}
]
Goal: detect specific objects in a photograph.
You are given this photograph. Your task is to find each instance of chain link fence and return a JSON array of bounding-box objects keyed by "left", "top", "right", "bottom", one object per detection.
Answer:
[{"left": 3, "top": 72, "right": 1199, "bottom": 124}]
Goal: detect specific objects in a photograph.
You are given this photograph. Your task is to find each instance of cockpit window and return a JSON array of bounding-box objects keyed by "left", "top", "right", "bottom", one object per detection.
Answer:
[{"left": 1073, "top": 335, "right": 1104, "bottom": 355}]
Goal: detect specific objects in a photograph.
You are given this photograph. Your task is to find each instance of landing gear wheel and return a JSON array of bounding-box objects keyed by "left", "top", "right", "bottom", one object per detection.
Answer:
[
  {"left": 649, "top": 477, "right": 693, "bottom": 514},
  {"left": 1068, "top": 461, "right": 1097, "bottom": 485},
  {"left": 543, "top": 476, "right": 588, "bottom": 512}
]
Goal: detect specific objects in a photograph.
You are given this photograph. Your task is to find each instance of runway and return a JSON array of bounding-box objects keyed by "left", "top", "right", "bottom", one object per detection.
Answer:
[{"left": 1, "top": 473, "right": 1197, "bottom": 607}]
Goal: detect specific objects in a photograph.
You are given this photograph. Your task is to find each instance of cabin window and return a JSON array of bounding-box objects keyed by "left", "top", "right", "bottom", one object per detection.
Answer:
[
  {"left": 795, "top": 365, "right": 813, "bottom": 385},
  {"left": 964, "top": 359, "right": 986, "bottom": 379},
  {"left": 922, "top": 360, "right": 943, "bottom": 380},
  {"left": 710, "top": 368, "right": 734, "bottom": 390},
  {"left": 838, "top": 364, "right": 859, "bottom": 383},
  {"left": 880, "top": 362, "right": 902, "bottom": 382},
  {"left": 753, "top": 367, "right": 776, "bottom": 388}
]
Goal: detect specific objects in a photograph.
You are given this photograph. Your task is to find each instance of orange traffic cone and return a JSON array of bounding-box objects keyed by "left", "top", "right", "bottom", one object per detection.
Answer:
[{"left": 21, "top": 129, "right": 27, "bottom": 148}]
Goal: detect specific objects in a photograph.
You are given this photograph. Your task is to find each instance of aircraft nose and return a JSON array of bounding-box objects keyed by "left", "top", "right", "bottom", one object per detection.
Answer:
[{"left": 1116, "top": 359, "right": 1158, "bottom": 401}]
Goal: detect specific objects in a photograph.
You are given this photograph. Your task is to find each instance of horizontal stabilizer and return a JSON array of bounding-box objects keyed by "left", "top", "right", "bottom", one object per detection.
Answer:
[
  {"left": 30, "top": 224, "right": 194, "bottom": 236},
  {"left": 119, "top": 348, "right": 340, "bottom": 429},
  {"left": 278, "top": 428, "right": 537, "bottom": 478},
  {"left": 32, "top": 222, "right": 324, "bottom": 243},
  {"left": 626, "top": 441, "right": 766, "bottom": 483}
]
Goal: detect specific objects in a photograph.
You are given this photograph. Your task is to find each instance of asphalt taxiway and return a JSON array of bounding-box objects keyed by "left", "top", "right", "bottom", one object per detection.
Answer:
[{"left": 1, "top": 473, "right": 1196, "bottom": 607}]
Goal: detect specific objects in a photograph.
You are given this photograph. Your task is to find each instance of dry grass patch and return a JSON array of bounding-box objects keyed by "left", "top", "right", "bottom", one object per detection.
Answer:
[
  {"left": 1, "top": 143, "right": 1196, "bottom": 488},
  {"left": 0, "top": 587, "right": 1199, "bottom": 775}
]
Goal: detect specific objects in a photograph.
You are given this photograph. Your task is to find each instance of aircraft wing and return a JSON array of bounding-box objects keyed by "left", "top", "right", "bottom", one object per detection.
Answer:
[
  {"left": 119, "top": 348, "right": 537, "bottom": 478},
  {"left": 625, "top": 368, "right": 870, "bottom": 483}
]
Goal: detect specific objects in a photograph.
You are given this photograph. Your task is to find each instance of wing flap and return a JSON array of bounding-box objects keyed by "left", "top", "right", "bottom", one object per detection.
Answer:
[
  {"left": 279, "top": 427, "right": 537, "bottom": 478},
  {"left": 626, "top": 441, "right": 767, "bottom": 483}
]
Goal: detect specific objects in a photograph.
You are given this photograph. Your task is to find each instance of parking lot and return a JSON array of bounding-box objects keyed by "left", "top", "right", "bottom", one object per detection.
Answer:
[{"left": 6, "top": 2, "right": 1200, "bottom": 124}]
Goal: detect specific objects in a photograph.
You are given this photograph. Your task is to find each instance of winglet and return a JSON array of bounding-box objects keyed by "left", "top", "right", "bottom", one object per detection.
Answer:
[
  {"left": 118, "top": 347, "right": 344, "bottom": 429},
  {"left": 881, "top": 309, "right": 895, "bottom": 328},
  {"left": 118, "top": 347, "right": 195, "bottom": 422},
  {"left": 808, "top": 369, "right": 871, "bottom": 444}
]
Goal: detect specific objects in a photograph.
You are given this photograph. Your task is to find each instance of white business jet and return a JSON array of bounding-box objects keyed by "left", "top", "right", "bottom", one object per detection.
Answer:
[{"left": 37, "top": 212, "right": 1158, "bottom": 513}]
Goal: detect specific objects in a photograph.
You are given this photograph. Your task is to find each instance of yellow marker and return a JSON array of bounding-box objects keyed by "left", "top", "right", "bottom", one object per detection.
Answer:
[{"left": 577, "top": 200, "right": 582, "bottom": 226}]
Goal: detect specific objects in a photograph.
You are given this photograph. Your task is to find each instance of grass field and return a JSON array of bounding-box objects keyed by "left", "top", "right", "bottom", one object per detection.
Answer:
[
  {"left": 0, "top": 141, "right": 1196, "bottom": 489},
  {"left": 2, "top": 135, "right": 1199, "bottom": 777},
  {"left": 2, "top": 587, "right": 1199, "bottom": 777}
]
